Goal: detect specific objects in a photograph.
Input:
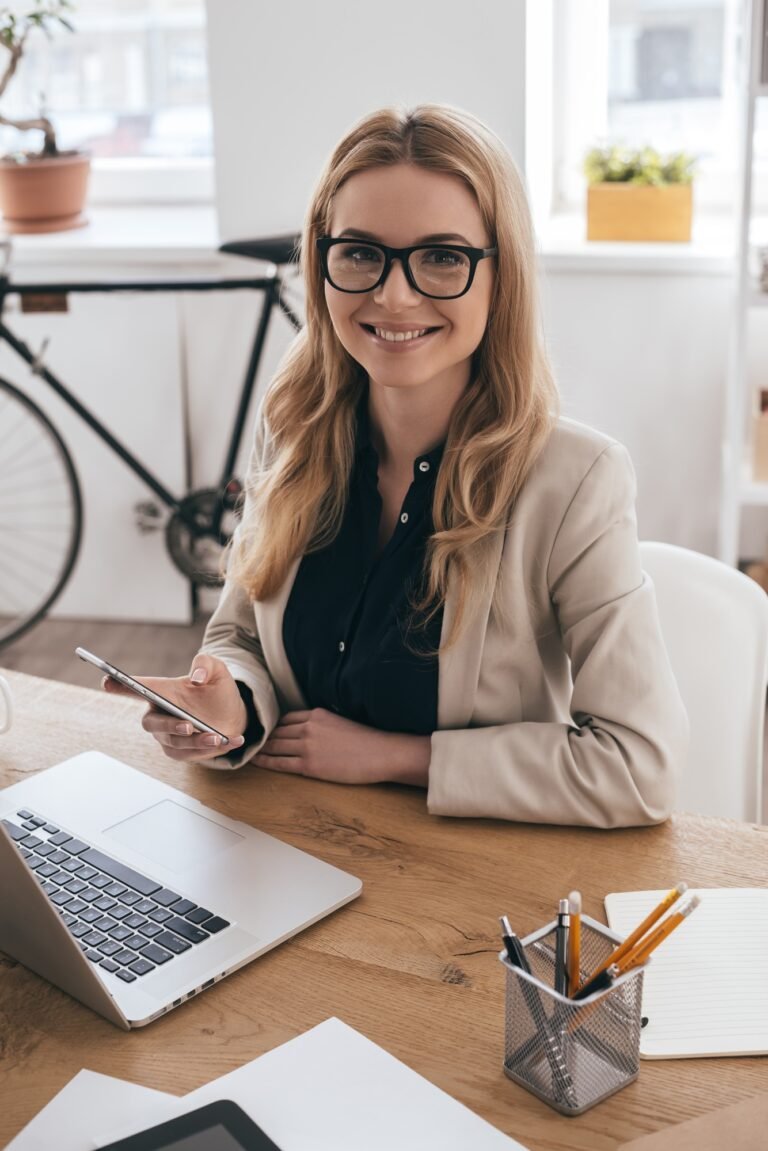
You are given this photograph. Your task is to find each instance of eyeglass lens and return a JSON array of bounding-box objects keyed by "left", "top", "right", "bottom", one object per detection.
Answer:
[{"left": 326, "top": 242, "right": 471, "bottom": 297}]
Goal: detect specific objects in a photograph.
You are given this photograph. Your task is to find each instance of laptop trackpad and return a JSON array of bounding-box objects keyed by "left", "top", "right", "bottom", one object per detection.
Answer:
[{"left": 102, "top": 800, "right": 244, "bottom": 873}]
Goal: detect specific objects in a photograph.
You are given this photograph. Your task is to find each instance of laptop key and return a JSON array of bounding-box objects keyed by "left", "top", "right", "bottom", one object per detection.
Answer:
[
  {"left": 20, "top": 835, "right": 43, "bottom": 850},
  {"left": 20, "top": 848, "right": 32, "bottom": 859},
  {"left": 62, "top": 858, "right": 84, "bottom": 873},
  {"left": 2, "top": 820, "right": 29, "bottom": 841},
  {"left": 62, "top": 839, "right": 89, "bottom": 856},
  {"left": 125, "top": 934, "right": 147, "bottom": 951},
  {"left": 70, "top": 923, "right": 91, "bottom": 938},
  {"left": 169, "top": 899, "right": 195, "bottom": 916},
  {"left": 139, "top": 943, "right": 173, "bottom": 965},
  {"left": 202, "top": 917, "right": 230, "bottom": 934},
  {"left": 114, "top": 949, "right": 138, "bottom": 966},
  {"left": 104, "top": 882, "right": 126, "bottom": 898},
  {"left": 43, "top": 824, "right": 59, "bottom": 834},
  {"left": 50, "top": 891, "right": 73, "bottom": 906},
  {"left": 37, "top": 863, "right": 58, "bottom": 878},
  {"left": 119, "top": 891, "right": 142, "bottom": 907},
  {"left": 67, "top": 899, "right": 87, "bottom": 915},
  {"left": 48, "top": 850, "right": 69, "bottom": 865},
  {"left": 100, "top": 959, "right": 120, "bottom": 973},
  {"left": 109, "top": 905, "right": 132, "bottom": 921},
  {"left": 85, "top": 950, "right": 103, "bottom": 963},
  {"left": 80, "top": 908, "right": 102, "bottom": 924},
  {"left": 186, "top": 907, "right": 213, "bottom": 925},
  {"left": 93, "top": 896, "right": 116, "bottom": 912},
  {"left": 129, "top": 958, "right": 156, "bottom": 977},
  {"left": 77, "top": 865, "right": 98, "bottom": 881},
  {"left": 98, "top": 940, "right": 122, "bottom": 957},
  {"left": 135, "top": 899, "right": 156, "bottom": 915},
  {"left": 79, "top": 887, "right": 103, "bottom": 902},
  {"left": 64, "top": 879, "right": 88, "bottom": 895},
  {"left": 148, "top": 907, "right": 173, "bottom": 924},
  {"left": 165, "top": 917, "right": 208, "bottom": 944},
  {"left": 83, "top": 931, "right": 106, "bottom": 947},
  {"left": 155, "top": 931, "right": 191, "bottom": 954},
  {"left": 90, "top": 874, "right": 112, "bottom": 890},
  {"left": 26, "top": 856, "right": 47, "bottom": 870},
  {"left": 22, "top": 820, "right": 39, "bottom": 831},
  {"left": 17, "top": 809, "right": 34, "bottom": 820},
  {"left": 109, "top": 925, "right": 133, "bottom": 942},
  {"left": 124, "top": 913, "right": 147, "bottom": 930},
  {"left": 28, "top": 816, "right": 46, "bottom": 828},
  {"left": 152, "top": 888, "right": 181, "bottom": 907},
  {"left": 48, "top": 831, "right": 72, "bottom": 846},
  {"left": 78, "top": 848, "right": 161, "bottom": 896},
  {"left": 41, "top": 881, "right": 57, "bottom": 895},
  {"left": 116, "top": 969, "right": 137, "bottom": 983},
  {"left": 139, "top": 923, "right": 163, "bottom": 939},
  {"left": 92, "top": 916, "right": 117, "bottom": 933},
  {"left": 35, "top": 842, "right": 56, "bottom": 857}
]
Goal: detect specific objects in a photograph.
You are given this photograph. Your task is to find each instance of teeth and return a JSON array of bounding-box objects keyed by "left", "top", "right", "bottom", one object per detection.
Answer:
[{"left": 373, "top": 327, "right": 429, "bottom": 342}]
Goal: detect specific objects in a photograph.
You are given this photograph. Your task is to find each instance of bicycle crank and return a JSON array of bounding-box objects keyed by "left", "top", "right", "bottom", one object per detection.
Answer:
[{"left": 165, "top": 482, "right": 242, "bottom": 587}]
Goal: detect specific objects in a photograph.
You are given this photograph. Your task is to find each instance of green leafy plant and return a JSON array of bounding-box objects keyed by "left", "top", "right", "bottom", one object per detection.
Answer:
[
  {"left": 0, "top": 2, "right": 75, "bottom": 158},
  {"left": 584, "top": 145, "right": 696, "bottom": 187}
]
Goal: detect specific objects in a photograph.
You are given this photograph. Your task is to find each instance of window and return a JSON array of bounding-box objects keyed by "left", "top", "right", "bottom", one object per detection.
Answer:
[
  {"left": 1, "top": 0, "right": 213, "bottom": 203},
  {"left": 551, "top": 0, "right": 751, "bottom": 216}
]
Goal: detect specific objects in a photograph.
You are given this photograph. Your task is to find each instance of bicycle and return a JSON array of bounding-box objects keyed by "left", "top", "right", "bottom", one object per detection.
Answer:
[{"left": 0, "top": 233, "right": 302, "bottom": 649}]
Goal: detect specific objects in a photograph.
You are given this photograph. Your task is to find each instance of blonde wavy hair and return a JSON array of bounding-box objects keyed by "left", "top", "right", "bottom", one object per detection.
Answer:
[{"left": 230, "top": 103, "right": 559, "bottom": 644}]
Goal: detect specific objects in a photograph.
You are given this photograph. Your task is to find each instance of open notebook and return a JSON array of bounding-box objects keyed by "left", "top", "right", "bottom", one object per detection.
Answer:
[{"left": 605, "top": 888, "right": 768, "bottom": 1059}]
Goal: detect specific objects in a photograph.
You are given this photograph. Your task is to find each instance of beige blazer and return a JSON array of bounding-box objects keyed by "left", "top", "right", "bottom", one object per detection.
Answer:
[{"left": 200, "top": 415, "right": 688, "bottom": 828}]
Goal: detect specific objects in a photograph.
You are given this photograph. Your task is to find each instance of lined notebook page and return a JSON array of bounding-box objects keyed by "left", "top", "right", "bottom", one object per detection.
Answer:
[{"left": 604, "top": 888, "right": 768, "bottom": 1059}]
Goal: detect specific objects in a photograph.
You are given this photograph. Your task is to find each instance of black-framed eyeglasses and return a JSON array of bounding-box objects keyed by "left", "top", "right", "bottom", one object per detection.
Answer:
[{"left": 316, "top": 236, "right": 497, "bottom": 300}]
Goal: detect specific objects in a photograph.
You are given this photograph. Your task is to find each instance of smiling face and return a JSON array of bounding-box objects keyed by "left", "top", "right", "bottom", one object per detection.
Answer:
[{"left": 323, "top": 163, "right": 495, "bottom": 403}]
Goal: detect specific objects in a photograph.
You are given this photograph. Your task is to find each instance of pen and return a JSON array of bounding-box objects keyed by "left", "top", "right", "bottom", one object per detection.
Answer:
[
  {"left": 572, "top": 963, "right": 618, "bottom": 1001},
  {"left": 554, "top": 898, "right": 570, "bottom": 995},
  {"left": 566, "top": 890, "right": 581, "bottom": 996},
  {"left": 499, "top": 915, "right": 531, "bottom": 973},
  {"left": 615, "top": 895, "right": 701, "bottom": 973},
  {"left": 577, "top": 880, "right": 687, "bottom": 991}
]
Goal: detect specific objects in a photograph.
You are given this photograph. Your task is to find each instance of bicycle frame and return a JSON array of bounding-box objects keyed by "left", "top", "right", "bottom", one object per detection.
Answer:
[{"left": 0, "top": 271, "right": 302, "bottom": 529}]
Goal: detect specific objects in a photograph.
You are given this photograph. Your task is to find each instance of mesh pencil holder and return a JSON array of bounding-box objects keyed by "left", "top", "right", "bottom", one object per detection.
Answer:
[{"left": 500, "top": 915, "right": 645, "bottom": 1116}]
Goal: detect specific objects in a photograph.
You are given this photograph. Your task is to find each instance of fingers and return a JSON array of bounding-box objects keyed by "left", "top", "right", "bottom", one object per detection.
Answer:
[
  {"left": 101, "top": 675, "right": 138, "bottom": 698},
  {"left": 259, "top": 737, "right": 302, "bottom": 757},
  {"left": 254, "top": 753, "right": 304, "bottom": 774},
  {"left": 188, "top": 653, "right": 230, "bottom": 687},
  {"left": 278, "top": 711, "right": 312, "bottom": 726},
  {"left": 141, "top": 710, "right": 243, "bottom": 757}
]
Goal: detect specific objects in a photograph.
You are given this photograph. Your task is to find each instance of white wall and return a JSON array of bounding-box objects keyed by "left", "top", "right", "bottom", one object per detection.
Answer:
[{"left": 205, "top": 0, "right": 527, "bottom": 240}]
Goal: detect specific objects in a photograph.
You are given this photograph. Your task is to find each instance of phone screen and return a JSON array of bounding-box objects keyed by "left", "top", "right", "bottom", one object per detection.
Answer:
[{"left": 75, "top": 647, "right": 229, "bottom": 744}]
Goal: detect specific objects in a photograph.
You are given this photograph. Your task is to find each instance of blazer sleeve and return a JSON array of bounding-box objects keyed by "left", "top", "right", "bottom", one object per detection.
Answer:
[
  {"left": 427, "top": 443, "right": 689, "bottom": 827},
  {"left": 196, "top": 416, "right": 280, "bottom": 770}
]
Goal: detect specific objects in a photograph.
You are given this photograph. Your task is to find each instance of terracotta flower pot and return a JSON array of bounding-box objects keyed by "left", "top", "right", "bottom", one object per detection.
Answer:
[{"left": 0, "top": 150, "right": 91, "bottom": 234}]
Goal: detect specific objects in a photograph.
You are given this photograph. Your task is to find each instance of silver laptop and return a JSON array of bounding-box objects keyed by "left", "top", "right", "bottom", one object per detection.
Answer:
[{"left": 0, "top": 751, "right": 362, "bottom": 1029}]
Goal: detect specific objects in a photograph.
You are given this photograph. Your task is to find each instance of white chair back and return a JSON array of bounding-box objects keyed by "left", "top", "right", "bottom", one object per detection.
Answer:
[{"left": 639, "top": 541, "right": 768, "bottom": 823}]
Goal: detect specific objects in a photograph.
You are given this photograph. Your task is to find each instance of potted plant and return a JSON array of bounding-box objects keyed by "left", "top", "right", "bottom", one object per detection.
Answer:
[
  {"left": 584, "top": 146, "right": 695, "bottom": 243},
  {"left": 0, "top": 1, "right": 89, "bottom": 233}
]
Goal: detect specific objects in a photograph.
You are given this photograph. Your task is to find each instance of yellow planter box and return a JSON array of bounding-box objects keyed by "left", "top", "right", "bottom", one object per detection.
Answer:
[{"left": 586, "top": 183, "right": 692, "bottom": 243}]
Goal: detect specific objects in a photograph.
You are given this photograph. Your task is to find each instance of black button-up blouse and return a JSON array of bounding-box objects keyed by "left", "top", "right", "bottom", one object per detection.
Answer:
[{"left": 282, "top": 408, "right": 444, "bottom": 736}]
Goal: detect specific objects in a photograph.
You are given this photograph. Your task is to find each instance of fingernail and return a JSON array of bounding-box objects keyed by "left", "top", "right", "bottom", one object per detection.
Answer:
[
  {"left": 190, "top": 668, "right": 207, "bottom": 684},
  {"left": 202, "top": 734, "right": 221, "bottom": 747},
  {"left": 176, "top": 723, "right": 193, "bottom": 735},
  {"left": 233, "top": 735, "right": 244, "bottom": 746}
]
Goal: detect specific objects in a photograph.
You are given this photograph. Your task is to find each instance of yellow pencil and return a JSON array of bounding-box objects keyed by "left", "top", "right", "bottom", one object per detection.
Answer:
[
  {"left": 577, "top": 881, "right": 687, "bottom": 992},
  {"left": 566, "top": 890, "right": 581, "bottom": 995},
  {"left": 615, "top": 895, "right": 701, "bottom": 973}
]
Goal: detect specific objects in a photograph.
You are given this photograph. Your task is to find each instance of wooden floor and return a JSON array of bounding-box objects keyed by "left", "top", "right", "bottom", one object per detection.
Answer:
[{"left": 0, "top": 616, "right": 210, "bottom": 687}]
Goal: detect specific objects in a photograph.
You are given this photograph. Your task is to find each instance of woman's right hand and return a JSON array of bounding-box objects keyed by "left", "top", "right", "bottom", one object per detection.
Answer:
[{"left": 102, "top": 653, "right": 247, "bottom": 762}]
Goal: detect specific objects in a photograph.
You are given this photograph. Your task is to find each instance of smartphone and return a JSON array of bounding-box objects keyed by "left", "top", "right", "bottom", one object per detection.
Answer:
[{"left": 75, "top": 646, "right": 229, "bottom": 745}]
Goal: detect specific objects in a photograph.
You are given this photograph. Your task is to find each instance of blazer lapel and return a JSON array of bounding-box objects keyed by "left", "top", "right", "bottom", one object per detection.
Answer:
[
  {"left": 437, "top": 528, "right": 505, "bottom": 729},
  {"left": 253, "top": 557, "right": 306, "bottom": 711}
]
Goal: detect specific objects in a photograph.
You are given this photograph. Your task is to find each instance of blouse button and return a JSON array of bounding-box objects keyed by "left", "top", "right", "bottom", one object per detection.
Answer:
[
  {"left": 418, "top": 460, "right": 430, "bottom": 473},
  {"left": 338, "top": 641, "right": 345, "bottom": 653},
  {"left": 400, "top": 512, "right": 409, "bottom": 524}
]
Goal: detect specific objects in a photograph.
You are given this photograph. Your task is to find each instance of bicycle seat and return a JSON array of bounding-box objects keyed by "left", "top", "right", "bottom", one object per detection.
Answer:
[{"left": 219, "top": 234, "right": 301, "bottom": 265}]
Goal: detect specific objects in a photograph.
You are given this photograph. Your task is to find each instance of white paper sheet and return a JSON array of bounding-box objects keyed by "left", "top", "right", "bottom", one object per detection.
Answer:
[
  {"left": 7, "top": 1069, "right": 174, "bottom": 1151},
  {"left": 96, "top": 1017, "right": 526, "bottom": 1150},
  {"left": 605, "top": 888, "right": 768, "bottom": 1059}
]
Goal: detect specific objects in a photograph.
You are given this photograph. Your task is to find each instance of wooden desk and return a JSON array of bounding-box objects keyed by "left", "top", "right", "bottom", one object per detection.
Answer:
[{"left": 0, "top": 668, "right": 765, "bottom": 1149}]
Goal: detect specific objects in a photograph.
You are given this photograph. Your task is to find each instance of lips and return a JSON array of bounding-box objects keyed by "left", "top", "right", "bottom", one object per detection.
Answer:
[{"left": 359, "top": 322, "right": 442, "bottom": 346}]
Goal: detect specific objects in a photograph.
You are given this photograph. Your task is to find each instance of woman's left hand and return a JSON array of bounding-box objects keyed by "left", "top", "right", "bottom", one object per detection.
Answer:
[{"left": 253, "top": 708, "right": 431, "bottom": 786}]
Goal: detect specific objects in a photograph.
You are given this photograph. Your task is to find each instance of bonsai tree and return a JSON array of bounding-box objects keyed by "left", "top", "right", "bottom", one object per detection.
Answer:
[
  {"left": 584, "top": 145, "right": 696, "bottom": 187},
  {"left": 0, "top": 1, "right": 74, "bottom": 158}
]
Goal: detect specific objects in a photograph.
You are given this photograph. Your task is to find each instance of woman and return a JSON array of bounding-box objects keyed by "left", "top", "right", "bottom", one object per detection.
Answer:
[{"left": 105, "top": 104, "right": 688, "bottom": 827}]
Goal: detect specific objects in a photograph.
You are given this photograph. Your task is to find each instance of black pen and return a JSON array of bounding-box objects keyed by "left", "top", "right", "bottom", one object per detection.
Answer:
[
  {"left": 499, "top": 915, "right": 531, "bottom": 973},
  {"left": 573, "top": 963, "right": 619, "bottom": 1001},
  {"left": 554, "top": 898, "right": 570, "bottom": 995}
]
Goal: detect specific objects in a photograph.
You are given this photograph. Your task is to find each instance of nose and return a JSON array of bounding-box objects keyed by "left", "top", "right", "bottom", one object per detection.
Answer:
[{"left": 372, "top": 257, "right": 421, "bottom": 310}]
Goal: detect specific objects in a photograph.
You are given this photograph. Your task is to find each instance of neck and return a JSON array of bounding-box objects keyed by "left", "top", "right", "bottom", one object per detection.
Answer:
[{"left": 367, "top": 372, "right": 468, "bottom": 474}]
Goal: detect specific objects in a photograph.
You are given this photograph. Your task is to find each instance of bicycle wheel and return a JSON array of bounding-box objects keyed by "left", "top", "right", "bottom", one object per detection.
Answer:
[{"left": 0, "top": 377, "right": 82, "bottom": 649}]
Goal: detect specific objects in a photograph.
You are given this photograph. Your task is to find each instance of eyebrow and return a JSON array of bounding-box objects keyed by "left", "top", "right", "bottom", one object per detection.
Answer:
[{"left": 336, "top": 227, "right": 475, "bottom": 245}]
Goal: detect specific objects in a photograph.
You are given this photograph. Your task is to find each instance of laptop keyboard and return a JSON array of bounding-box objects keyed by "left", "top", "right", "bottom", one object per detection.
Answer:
[{"left": 2, "top": 808, "right": 231, "bottom": 985}]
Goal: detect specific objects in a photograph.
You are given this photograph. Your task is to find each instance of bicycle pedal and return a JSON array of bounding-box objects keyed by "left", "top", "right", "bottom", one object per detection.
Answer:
[{"left": 134, "top": 500, "right": 164, "bottom": 533}]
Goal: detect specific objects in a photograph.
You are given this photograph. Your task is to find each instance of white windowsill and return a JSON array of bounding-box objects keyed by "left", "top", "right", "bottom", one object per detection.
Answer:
[
  {"left": 537, "top": 211, "right": 738, "bottom": 275},
  {"left": 5, "top": 205, "right": 227, "bottom": 272}
]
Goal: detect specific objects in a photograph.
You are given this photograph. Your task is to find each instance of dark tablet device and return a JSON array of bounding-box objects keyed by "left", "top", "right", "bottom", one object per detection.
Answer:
[{"left": 100, "top": 1100, "right": 282, "bottom": 1150}]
